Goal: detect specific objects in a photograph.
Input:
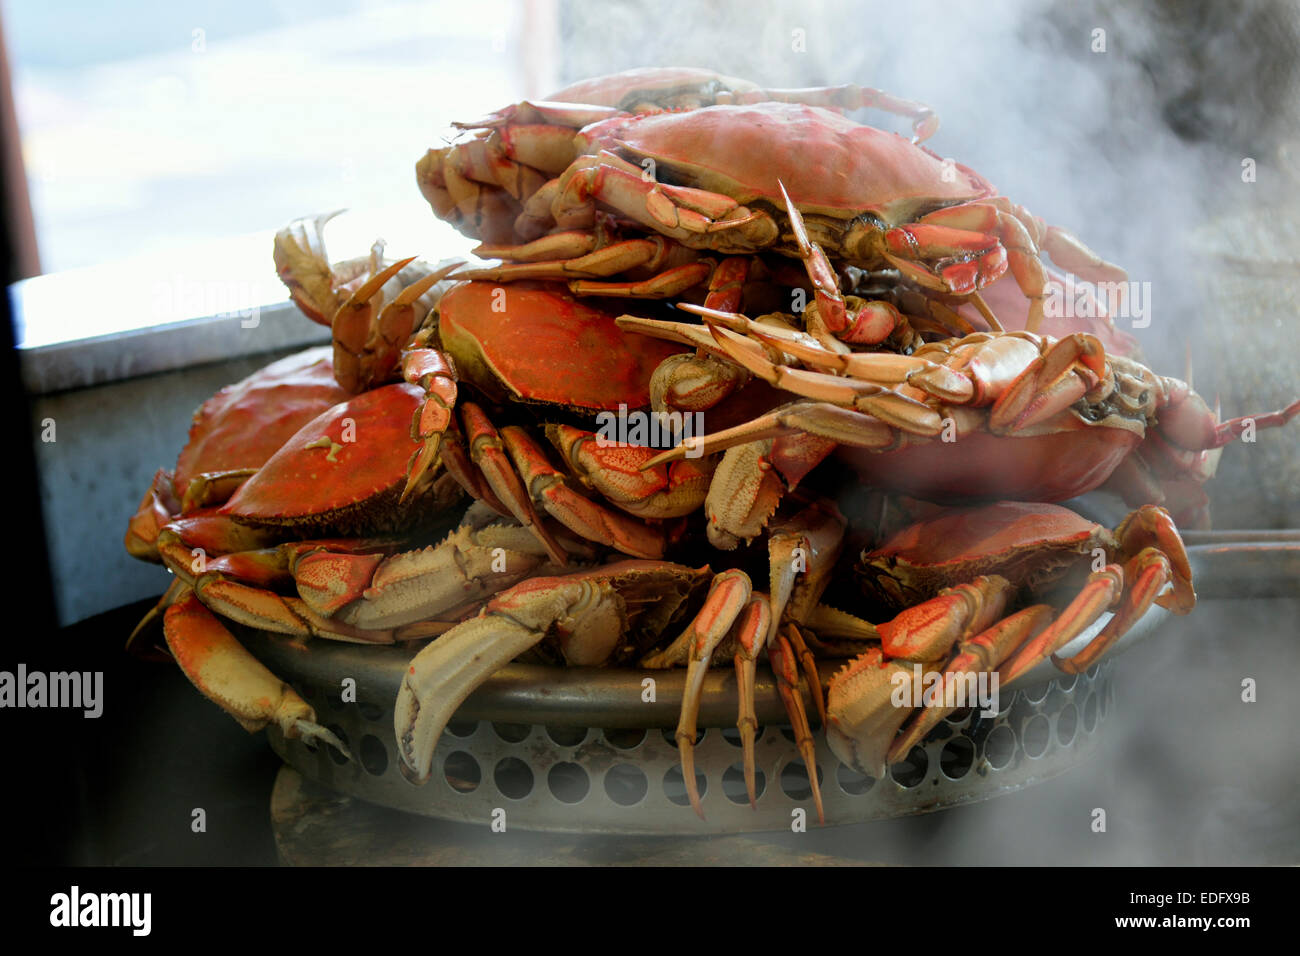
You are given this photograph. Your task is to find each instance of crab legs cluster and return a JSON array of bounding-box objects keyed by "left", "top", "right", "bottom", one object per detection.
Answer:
[{"left": 126, "top": 68, "right": 1300, "bottom": 826}]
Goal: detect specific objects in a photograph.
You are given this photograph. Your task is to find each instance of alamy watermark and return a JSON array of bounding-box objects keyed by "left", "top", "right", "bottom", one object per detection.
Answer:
[
  {"left": 152, "top": 275, "right": 263, "bottom": 328},
  {"left": 0, "top": 665, "right": 102, "bottom": 717},
  {"left": 891, "top": 664, "right": 1000, "bottom": 718},
  {"left": 594, "top": 404, "right": 705, "bottom": 457},
  {"left": 1043, "top": 275, "right": 1152, "bottom": 329},
  {"left": 50, "top": 886, "right": 150, "bottom": 935}
]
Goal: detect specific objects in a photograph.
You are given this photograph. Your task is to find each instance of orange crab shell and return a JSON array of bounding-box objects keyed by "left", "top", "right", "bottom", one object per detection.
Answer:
[
  {"left": 218, "top": 382, "right": 433, "bottom": 534},
  {"left": 580, "top": 102, "right": 992, "bottom": 220},
  {"left": 436, "top": 280, "right": 685, "bottom": 411},
  {"left": 173, "top": 346, "right": 350, "bottom": 498}
]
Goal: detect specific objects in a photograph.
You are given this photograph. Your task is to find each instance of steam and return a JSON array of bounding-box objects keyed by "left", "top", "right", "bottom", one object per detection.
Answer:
[
  {"left": 555, "top": 0, "right": 1299, "bottom": 376},
  {"left": 542, "top": 0, "right": 1300, "bottom": 863}
]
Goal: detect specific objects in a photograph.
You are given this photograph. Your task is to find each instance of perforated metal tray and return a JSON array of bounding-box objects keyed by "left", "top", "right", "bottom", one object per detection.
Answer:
[{"left": 248, "top": 540, "right": 1298, "bottom": 833}]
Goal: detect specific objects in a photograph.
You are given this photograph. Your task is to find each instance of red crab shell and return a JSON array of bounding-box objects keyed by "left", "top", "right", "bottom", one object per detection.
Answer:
[
  {"left": 436, "top": 280, "right": 685, "bottom": 410},
  {"left": 218, "top": 382, "right": 442, "bottom": 535},
  {"left": 173, "top": 346, "right": 350, "bottom": 498},
  {"left": 857, "top": 501, "right": 1114, "bottom": 609},
  {"left": 125, "top": 346, "right": 355, "bottom": 560},
  {"left": 579, "top": 102, "right": 992, "bottom": 221},
  {"left": 837, "top": 425, "right": 1143, "bottom": 505}
]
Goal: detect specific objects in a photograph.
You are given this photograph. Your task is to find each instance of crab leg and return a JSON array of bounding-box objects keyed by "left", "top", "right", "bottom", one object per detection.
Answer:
[
  {"left": 644, "top": 402, "right": 896, "bottom": 468},
  {"left": 781, "top": 624, "right": 826, "bottom": 729},
  {"left": 778, "top": 181, "right": 907, "bottom": 348},
  {"left": 1049, "top": 551, "right": 1176, "bottom": 674},
  {"left": 500, "top": 424, "right": 667, "bottom": 559},
  {"left": 996, "top": 567, "right": 1126, "bottom": 685},
  {"left": 701, "top": 256, "right": 750, "bottom": 313},
  {"left": 767, "top": 501, "right": 846, "bottom": 720},
  {"left": 333, "top": 260, "right": 462, "bottom": 392},
  {"left": 826, "top": 576, "right": 1014, "bottom": 777},
  {"left": 690, "top": 319, "right": 947, "bottom": 432},
  {"left": 1040, "top": 506, "right": 1194, "bottom": 674},
  {"left": 546, "top": 423, "right": 714, "bottom": 519},
  {"left": 731, "top": 596, "right": 772, "bottom": 810},
  {"left": 886, "top": 604, "right": 1056, "bottom": 762},
  {"left": 770, "top": 624, "right": 825, "bottom": 824},
  {"left": 1039, "top": 223, "right": 1128, "bottom": 288},
  {"left": 727, "top": 83, "right": 939, "bottom": 142},
  {"left": 474, "top": 231, "right": 600, "bottom": 262},
  {"left": 551, "top": 152, "right": 777, "bottom": 248},
  {"left": 568, "top": 263, "right": 714, "bottom": 299},
  {"left": 677, "top": 304, "right": 971, "bottom": 400},
  {"left": 461, "top": 233, "right": 713, "bottom": 300},
  {"left": 642, "top": 569, "right": 754, "bottom": 818},
  {"left": 459, "top": 402, "right": 568, "bottom": 565},
  {"left": 400, "top": 338, "right": 460, "bottom": 502},
  {"left": 436, "top": 420, "right": 511, "bottom": 517},
  {"left": 124, "top": 469, "right": 181, "bottom": 562}
]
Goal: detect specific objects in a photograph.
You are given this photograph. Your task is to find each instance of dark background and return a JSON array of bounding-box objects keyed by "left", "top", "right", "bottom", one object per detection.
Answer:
[{"left": 4, "top": 0, "right": 1299, "bottom": 867}]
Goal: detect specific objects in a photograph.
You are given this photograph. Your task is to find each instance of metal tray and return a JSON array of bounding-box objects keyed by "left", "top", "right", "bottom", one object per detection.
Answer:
[{"left": 247, "top": 539, "right": 1299, "bottom": 833}]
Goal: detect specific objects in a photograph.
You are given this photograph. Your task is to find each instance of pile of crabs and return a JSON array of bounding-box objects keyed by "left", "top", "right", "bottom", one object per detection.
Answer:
[{"left": 125, "top": 68, "right": 1298, "bottom": 824}]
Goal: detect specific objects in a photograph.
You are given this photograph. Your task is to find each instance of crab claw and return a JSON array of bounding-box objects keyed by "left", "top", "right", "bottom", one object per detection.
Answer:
[
  {"left": 397, "top": 561, "right": 705, "bottom": 785},
  {"left": 336, "top": 259, "right": 463, "bottom": 394},
  {"left": 331, "top": 255, "right": 418, "bottom": 389},
  {"left": 826, "top": 647, "right": 924, "bottom": 780},
  {"left": 396, "top": 606, "right": 563, "bottom": 784},
  {"left": 164, "top": 589, "right": 349, "bottom": 756}
]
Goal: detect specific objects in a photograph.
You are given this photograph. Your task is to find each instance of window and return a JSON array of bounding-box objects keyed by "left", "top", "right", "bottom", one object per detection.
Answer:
[{"left": 5, "top": 0, "right": 558, "bottom": 341}]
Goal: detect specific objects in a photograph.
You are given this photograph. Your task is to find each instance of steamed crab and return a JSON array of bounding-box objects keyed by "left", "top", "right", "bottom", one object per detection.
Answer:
[
  {"left": 128, "top": 252, "right": 771, "bottom": 769},
  {"left": 124, "top": 346, "right": 350, "bottom": 562},
  {"left": 129, "top": 64, "right": 1300, "bottom": 830},
  {"left": 390, "top": 497, "right": 1202, "bottom": 823},
  {"left": 419, "top": 67, "right": 939, "bottom": 245},
  {"left": 624, "top": 305, "right": 1300, "bottom": 544},
  {"left": 449, "top": 104, "right": 1125, "bottom": 340},
  {"left": 826, "top": 500, "right": 1196, "bottom": 778}
]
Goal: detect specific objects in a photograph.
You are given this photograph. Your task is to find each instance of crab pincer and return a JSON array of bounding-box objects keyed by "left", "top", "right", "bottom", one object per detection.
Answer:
[
  {"left": 396, "top": 561, "right": 714, "bottom": 786},
  {"left": 164, "top": 589, "right": 349, "bottom": 757}
]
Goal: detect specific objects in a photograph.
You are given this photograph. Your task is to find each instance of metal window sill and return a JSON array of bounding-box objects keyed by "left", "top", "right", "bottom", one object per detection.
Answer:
[
  {"left": 10, "top": 214, "right": 476, "bottom": 395},
  {"left": 10, "top": 229, "right": 329, "bottom": 394}
]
